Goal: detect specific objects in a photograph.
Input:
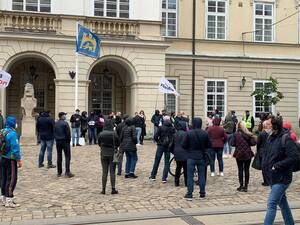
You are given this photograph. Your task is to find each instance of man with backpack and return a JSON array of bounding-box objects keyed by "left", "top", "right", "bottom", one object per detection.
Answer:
[
  {"left": 262, "top": 116, "right": 299, "bottom": 225},
  {"left": 149, "top": 116, "right": 175, "bottom": 183},
  {"left": 0, "top": 116, "right": 22, "bottom": 208}
]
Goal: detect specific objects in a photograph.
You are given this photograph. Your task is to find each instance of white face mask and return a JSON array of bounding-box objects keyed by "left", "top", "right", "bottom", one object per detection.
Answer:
[
  {"left": 15, "top": 123, "right": 18, "bottom": 129},
  {"left": 265, "top": 129, "right": 272, "bottom": 135}
]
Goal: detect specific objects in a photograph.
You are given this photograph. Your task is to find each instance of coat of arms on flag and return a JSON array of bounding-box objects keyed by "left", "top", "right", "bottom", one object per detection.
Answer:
[{"left": 76, "top": 24, "right": 101, "bottom": 58}]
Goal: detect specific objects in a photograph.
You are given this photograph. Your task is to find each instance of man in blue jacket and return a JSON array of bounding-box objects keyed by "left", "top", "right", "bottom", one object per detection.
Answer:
[
  {"left": 1, "top": 116, "right": 22, "bottom": 208},
  {"left": 262, "top": 116, "right": 298, "bottom": 225}
]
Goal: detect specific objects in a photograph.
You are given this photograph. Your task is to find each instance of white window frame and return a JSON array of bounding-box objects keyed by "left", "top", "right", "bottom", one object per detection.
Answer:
[
  {"left": 253, "top": 2, "right": 275, "bottom": 42},
  {"left": 252, "top": 80, "right": 275, "bottom": 118},
  {"left": 162, "top": 0, "right": 178, "bottom": 37},
  {"left": 12, "top": 0, "right": 51, "bottom": 13},
  {"left": 204, "top": 79, "right": 227, "bottom": 118},
  {"left": 94, "top": 0, "right": 129, "bottom": 18},
  {"left": 165, "top": 78, "right": 179, "bottom": 113},
  {"left": 205, "top": 0, "right": 228, "bottom": 40}
]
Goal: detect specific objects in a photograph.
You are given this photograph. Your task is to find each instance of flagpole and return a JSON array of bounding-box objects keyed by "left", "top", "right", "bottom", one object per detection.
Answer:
[{"left": 75, "top": 21, "right": 79, "bottom": 110}]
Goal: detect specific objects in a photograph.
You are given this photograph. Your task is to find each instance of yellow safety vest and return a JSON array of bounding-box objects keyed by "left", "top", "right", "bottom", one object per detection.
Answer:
[{"left": 242, "top": 115, "right": 252, "bottom": 129}]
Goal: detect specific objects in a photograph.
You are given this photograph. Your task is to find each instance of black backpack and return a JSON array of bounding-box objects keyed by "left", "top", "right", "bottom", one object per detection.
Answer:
[
  {"left": 281, "top": 134, "right": 300, "bottom": 172},
  {"left": 0, "top": 129, "right": 11, "bottom": 156}
]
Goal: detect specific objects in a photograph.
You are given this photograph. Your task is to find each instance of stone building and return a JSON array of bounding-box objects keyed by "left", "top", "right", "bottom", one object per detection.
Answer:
[{"left": 1, "top": 0, "right": 300, "bottom": 134}]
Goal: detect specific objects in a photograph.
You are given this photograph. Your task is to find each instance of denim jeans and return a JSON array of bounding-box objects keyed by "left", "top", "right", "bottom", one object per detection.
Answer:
[
  {"left": 223, "top": 133, "right": 233, "bottom": 155},
  {"left": 125, "top": 151, "right": 138, "bottom": 174},
  {"left": 264, "top": 184, "right": 294, "bottom": 225},
  {"left": 88, "top": 127, "right": 97, "bottom": 144},
  {"left": 39, "top": 139, "right": 54, "bottom": 166},
  {"left": 136, "top": 127, "right": 142, "bottom": 145},
  {"left": 72, "top": 127, "right": 80, "bottom": 145},
  {"left": 209, "top": 148, "right": 224, "bottom": 173},
  {"left": 187, "top": 158, "right": 206, "bottom": 196},
  {"left": 153, "top": 126, "right": 159, "bottom": 140},
  {"left": 150, "top": 145, "right": 170, "bottom": 181}
]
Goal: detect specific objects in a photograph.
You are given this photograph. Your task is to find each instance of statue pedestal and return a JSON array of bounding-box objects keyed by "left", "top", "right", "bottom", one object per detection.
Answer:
[{"left": 20, "top": 117, "right": 36, "bottom": 146}]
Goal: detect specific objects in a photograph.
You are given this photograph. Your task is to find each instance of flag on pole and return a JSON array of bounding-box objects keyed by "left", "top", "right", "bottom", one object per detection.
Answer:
[
  {"left": 76, "top": 24, "right": 101, "bottom": 58},
  {"left": 0, "top": 70, "right": 11, "bottom": 88},
  {"left": 158, "top": 77, "right": 180, "bottom": 96}
]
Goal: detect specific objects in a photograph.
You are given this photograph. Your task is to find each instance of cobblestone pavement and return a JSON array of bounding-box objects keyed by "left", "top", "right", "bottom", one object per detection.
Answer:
[{"left": 1, "top": 141, "right": 300, "bottom": 223}]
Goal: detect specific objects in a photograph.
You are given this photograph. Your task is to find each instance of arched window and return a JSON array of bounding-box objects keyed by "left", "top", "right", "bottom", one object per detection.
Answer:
[
  {"left": 94, "top": 0, "right": 129, "bottom": 18},
  {"left": 12, "top": 0, "right": 51, "bottom": 12}
]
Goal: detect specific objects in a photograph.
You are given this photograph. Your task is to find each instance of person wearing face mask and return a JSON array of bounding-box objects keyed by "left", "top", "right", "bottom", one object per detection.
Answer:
[
  {"left": 54, "top": 112, "right": 74, "bottom": 178},
  {"left": 262, "top": 116, "right": 298, "bottom": 225},
  {"left": 70, "top": 109, "right": 81, "bottom": 147},
  {"left": 242, "top": 110, "right": 255, "bottom": 132}
]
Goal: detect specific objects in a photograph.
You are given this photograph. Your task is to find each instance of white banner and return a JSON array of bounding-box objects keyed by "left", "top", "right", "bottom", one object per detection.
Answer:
[
  {"left": 158, "top": 77, "right": 180, "bottom": 96},
  {"left": 0, "top": 70, "right": 11, "bottom": 88}
]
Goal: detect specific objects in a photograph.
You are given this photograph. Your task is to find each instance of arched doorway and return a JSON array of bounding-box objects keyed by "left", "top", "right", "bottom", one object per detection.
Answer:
[
  {"left": 6, "top": 57, "right": 56, "bottom": 133},
  {"left": 88, "top": 57, "right": 135, "bottom": 116}
]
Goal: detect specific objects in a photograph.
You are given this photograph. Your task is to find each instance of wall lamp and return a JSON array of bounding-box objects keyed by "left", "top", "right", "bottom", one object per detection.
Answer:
[{"left": 240, "top": 76, "right": 246, "bottom": 90}]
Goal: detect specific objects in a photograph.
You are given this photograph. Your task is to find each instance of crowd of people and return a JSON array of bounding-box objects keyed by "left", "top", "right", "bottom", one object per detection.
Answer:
[{"left": 0, "top": 107, "right": 299, "bottom": 225}]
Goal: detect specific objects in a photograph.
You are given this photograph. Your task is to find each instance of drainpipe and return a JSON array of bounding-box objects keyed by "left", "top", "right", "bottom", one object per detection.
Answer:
[{"left": 191, "top": 0, "right": 196, "bottom": 119}]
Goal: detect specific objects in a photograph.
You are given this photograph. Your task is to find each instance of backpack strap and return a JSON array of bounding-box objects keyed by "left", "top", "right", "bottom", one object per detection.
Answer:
[{"left": 281, "top": 133, "right": 289, "bottom": 148}]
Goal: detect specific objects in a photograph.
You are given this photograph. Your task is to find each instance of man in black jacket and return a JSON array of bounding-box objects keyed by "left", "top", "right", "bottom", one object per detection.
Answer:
[
  {"left": 36, "top": 111, "right": 56, "bottom": 168},
  {"left": 183, "top": 118, "right": 211, "bottom": 200},
  {"left": 70, "top": 109, "right": 81, "bottom": 147},
  {"left": 262, "top": 116, "right": 298, "bottom": 225},
  {"left": 151, "top": 110, "right": 162, "bottom": 140},
  {"left": 54, "top": 112, "right": 74, "bottom": 178},
  {"left": 149, "top": 116, "right": 175, "bottom": 183},
  {"left": 116, "top": 115, "right": 129, "bottom": 175}
]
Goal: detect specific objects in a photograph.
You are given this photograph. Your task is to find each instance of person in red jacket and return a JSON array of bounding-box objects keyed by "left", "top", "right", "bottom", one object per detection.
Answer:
[
  {"left": 207, "top": 118, "right": 227, "bottom": 177},
  {"left": 283, "top": 121, "right": 298, "bottom": 141}
]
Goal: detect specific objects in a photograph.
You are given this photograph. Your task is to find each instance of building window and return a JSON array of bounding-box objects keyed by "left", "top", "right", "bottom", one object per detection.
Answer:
[
  {"left": 12, "top": 0, "right": 51, "bottom": 12},
  {"left": 34, "top": 89, "right": 45, "bottom": 112},
  {"left": 253, "top": 81, "right": 273, "bottom": 118},
  {"left": 205, "top": 80, "right": 226, "bottom": 117},
  {"left": 162, "top": 0, "right": 177, "bottom": 37},
  {"left": 254, "top": 3, "right": 274, "bottom": 42},
  {"left": 94, "top": 0, "right": 129, "bottom": 18},
  {"left": 206, "top": 0, "right": 227, "bottom": 40},
  {"left": 165, "top": 79, "right": 177, "bottom": 113}
]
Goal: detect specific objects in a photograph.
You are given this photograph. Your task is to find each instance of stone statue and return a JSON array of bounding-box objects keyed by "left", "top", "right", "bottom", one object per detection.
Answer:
[
  {"left": 20, "top": 83, "right": 37, "bottom": 146},
  {"left": 21, "top": 83, "right": 37, "bottom": 119}
]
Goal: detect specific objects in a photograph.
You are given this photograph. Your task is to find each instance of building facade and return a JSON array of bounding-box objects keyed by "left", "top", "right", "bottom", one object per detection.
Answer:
[{"left": 0, "top": 0, "right": 300, "bottom": 134}]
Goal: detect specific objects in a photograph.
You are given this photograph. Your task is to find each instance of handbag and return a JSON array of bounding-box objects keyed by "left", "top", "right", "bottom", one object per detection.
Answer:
[
  {"left": 112, "top": 132, "right": 121, "bottom": 164},
  {"left": 252, "top": 153, "right": 262, "bottom": 170}
]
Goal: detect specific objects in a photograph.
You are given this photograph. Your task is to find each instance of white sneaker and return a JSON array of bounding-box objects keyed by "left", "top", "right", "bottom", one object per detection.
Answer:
[
  {"left": 136, "top": 144, "right": 141, "bottom": 146},
  {"left": 5, "top": 198, "right": 20, "bottom": 208},
  {"left": 211, "top": 172, "right": 215, "bottom": 177},
  {"left": 219, "top": 172, "right": 224, "bottom": 177},
  {"left": 223, "top": 154, "right": 228, "bottom": 158},
  {"left": 1, "top": 196, "right": 5, "bottom": 206}
]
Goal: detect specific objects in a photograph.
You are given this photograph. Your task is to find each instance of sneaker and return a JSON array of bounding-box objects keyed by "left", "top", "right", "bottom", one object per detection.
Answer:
[
  {"left": 101, "top": 190, "right": 105, "bottom": 195},
  {"left": 47, "top": 164, "right": 56, "bottom": 169},
  {"left": 125, "top": 174, "right": 130, "bottom": 178},
  {"left": 210, "top": 172, "right": 215, "bottom": 177},
  {"left": 184, "top": 194, "right": 193, "bottom": 201},
  {"left": 111, "top": 189, "right": 119, "bottom": 195},
  {"left": 65, "top": 173, "right": 75, "bottom": 178},
  {"left": 1, "top": 196, "right": 6, "bottom": 206},
  {"left": 136, "top": 144, "right": 141, "bottom": 146},
  {"left": 76, "top": 144, "right": 82, "bottom": 146},
  {"left": 149, "top": 176, "right": 156, "bottom": 181},
  {"left": 57, "top": 174, "right": 62, "bottom": 177},
  {"left": 242, "top": 187, "right": 248, "bottom": 192},
  {"left": 219, "top": 172, "right": 224, "bottom": 177},
  {"left": 38, "top": 164, "right": 44, "bottom": 168},
  {"left": 223, "top": 154, "right": 228, "bottom": 159},
  {"left": 200, "top": 193, "right": 206, "bottom": 198},
  {"left": 5, "top": 198, "right": 19, "bottom": 208},
  {"left": 162, "top": 180, "right": 167, "bottom": 183},
  {"left": 129, "top": 173, "right": 138, "bottom": 179},
  {"left": 237, "top": 186, "right": 243, "bottom": 192},
  {"left": 72, "top": 144, "right": 75, "bottom": 147}
]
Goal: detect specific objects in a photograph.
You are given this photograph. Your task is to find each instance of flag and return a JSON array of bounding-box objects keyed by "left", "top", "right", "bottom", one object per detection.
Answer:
[
  {"left": 158, "top": 77, "right": 180, "bottom": 96},
  {"left": 76, "top": 24, "right": 101, "bottom": 58},
  {"left": 0, "top": 70, "right": 11, "bottom": 88}
]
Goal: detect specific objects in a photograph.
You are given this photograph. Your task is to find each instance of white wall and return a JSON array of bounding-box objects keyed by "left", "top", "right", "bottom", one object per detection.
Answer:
[{"left": 2, "top": 0, "right": 160, "bottom": 21}]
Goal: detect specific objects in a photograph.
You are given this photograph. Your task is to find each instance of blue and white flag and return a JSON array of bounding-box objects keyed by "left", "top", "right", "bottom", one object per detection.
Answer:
[
  {"left": 158, "top": 77, "right": 180, "bottom": 96},
  {"left": 76, "top": 24, "right": 101, "bottom": 58}
]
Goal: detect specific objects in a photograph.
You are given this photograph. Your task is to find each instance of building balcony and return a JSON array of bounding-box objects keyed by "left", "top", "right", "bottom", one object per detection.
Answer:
[{"left": 0, "top": 10, "right": 162, "bottom": 41}]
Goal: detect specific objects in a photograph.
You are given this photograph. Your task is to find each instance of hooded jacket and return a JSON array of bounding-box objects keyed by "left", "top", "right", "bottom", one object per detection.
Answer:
[
  {"left": 2, "top": 116, "right": 21, "bottom": 161},
  {"left": 172, "top": 121, "right": 188, "bottom": 161},
  {"left": 183, "top": 118, "right": 211, "bottom": 160},
  {"left": 262, "top": 129, "right": 298, "bottom": 185},
  {"left": 154, "top": 120, "right": 176, "bottom": 148},
  {"left": 98, "top": 120, "right": 120, "bottom": 157},
  {"left": 36, "top": 112, "right": 55, "bottom": 141},
  {"left": 120, "top": 118, "right": 137, "bottom": 152},
  {"left": 207, "top": 118, "right": 227, "bottom": 149},
  {"left": 151, "top": 110, "right": 162, "bottom": 127}
]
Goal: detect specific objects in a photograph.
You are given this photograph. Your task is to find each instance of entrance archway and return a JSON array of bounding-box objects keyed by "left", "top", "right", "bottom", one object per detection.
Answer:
[
  {"left": 6, "top": 57, "right": 56, "bottom": 133},
  {"left": 88, "top": 57, "right": 136, "bottom": 115}
]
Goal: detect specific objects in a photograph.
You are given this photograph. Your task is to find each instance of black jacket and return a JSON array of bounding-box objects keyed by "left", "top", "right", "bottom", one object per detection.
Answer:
[
  {"left": 154, "top": 120, "right": 176, "bottom": 147},
  {"left": 98, "top": 127, "right": 120, "bottom": 157},
  {"left": 120, "top": 118, "right": 137, "bottom": 152},
  {"left": 133, "top": 115, "right": 145, "bottom": 128},
  {"left": 172, "top": 121, "right": 187, "bottom": 161},
  {"left": 151, "top": 114, "right": 162, "bottom": 127},
  {"left": 257, "top": 131, "right": 269, "bottom": 157},
  {"left": 54, "top": 119, "right": 71, "bottom": 143},
  {"left": 70, "top": 114, "right": 81, "bottom": 128},
  {"left": 81, "top": 116, "right": 88, "bottom": 131},
  {"left": 36, "top": 113, "right": 55, "bottom": 141},
  {"left": 262, "top": 129, "right": 298, "bottom": 185},
  {"left": 183, "top": 118, "right": 212, "bottom": 160}
]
